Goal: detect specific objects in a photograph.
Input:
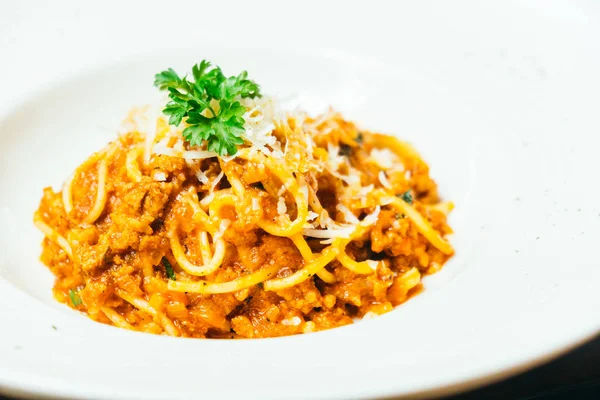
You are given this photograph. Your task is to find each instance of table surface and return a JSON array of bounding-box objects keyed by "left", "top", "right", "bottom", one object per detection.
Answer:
[
  {"left": 447, "top": 334, "right": 600, "bottom": 399},
  {"left": 0, "top": 335, "right": 598, "bottom": 400}
]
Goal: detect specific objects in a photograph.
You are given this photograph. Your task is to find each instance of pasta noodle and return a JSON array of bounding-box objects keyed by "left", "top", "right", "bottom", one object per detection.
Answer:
[
  {"left": 101, "top": 306, "right": 134, "bottom": 330},
  {"left": 291, "top": 234, "right": 336, "bottom": 283},
  {"left": 169, "top": 221, "right": 228, "bottom": 276},
  {"left": 168, "top": 265, "right": 280, "bottom": 294}
]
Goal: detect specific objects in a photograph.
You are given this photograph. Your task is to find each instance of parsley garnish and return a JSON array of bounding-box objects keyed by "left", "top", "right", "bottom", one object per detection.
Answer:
[
  {"left": 69, "top": 289, "right": 82, "bottom": 306},
  {"left": 399, "top": 191, "right": 413, "bottom": 204},
  {"left": 154, "top": 61, "right": 261, "bottom": 156},
  {"left": 162, "top": 257, "right": 176, "bottom": 280}
]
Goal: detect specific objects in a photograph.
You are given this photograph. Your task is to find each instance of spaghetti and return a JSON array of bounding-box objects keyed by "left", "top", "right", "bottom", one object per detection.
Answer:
[{"left": 35, "top": 96, "right": 454, "bottom": 338}]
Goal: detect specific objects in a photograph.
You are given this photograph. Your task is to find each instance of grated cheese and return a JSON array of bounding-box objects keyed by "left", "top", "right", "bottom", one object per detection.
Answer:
[
  {"left": 327, "top": 143, "right": 345, "bottom": 172},
  {"left": 200, "top": 193, "right": 215, "bottom": 207},
  {"left": 361, "top": 206, "right": 381, "bottom": 226},
  {"left": 299, "top": 185, "right": 309, "bottom": 202},
  {"left": 309, "top": 206, "right": 379, "bottom": 242},
  {"left": 303, "top": 225, "right": 355, "bottom": 239},
  {"left": 378, "top": 170, "right": 392, "bottom": 189},
  {"left": 357, "top": 184, "right": 374, "bottom": 197},
  {"left": 319, "top": 238, "right": 336, "bottom": 245},
  {"left": 277, "top": 197, "right": 287, "bottom": 216},
  {"left": 239, "top": 97, "right": 284, "bottom": 158},
  {"left": 366, "top": 260, "right": 379, "bottom": 271},
  {"left": 307, "top": 211, "right": 319, "bottom": 221},
  {"left": 153, "top": 171, "right": 167, "bottom": 182},
  {"left": 304, "top": 109, "right": 338, "bottom": 134},
  {"left": 329, "top": 169, "right": 360, "bottom": 186},
  {"left": 370, "top": 148, "right": 401, "bottom": 170},
  {"left": 210, "top": 171, "right": 224, "bottom": 192},
  {"left": 379, "top": 197, "right": 395, "bottom": 206},
  {"left": 153, "top": 138, "right": 219, "bottom": 160},
  {"left": 196, "top": 169, "right": 209, "bottom": 184},
  {"left": 362, "top": 311, "right": 378, "bottom": 320},
  {"left": 181, "top": 150, "right": 219, "bottom": 160},
  {"left": 281, "top": 316, "right": 302, "bottom": 326},
  {"left": 336, "top": 204, "right": 359, "bottom": 224}
]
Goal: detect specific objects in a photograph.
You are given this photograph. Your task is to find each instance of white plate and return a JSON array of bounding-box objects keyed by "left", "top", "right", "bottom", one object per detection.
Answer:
[{"left": 1, "top": 1, "right": 599, "bottom": 399}]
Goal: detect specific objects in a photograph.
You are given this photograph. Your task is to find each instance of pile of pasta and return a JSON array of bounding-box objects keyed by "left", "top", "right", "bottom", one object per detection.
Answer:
[{"left": 34, "top": 98, "right": 453, "bottom": 338}]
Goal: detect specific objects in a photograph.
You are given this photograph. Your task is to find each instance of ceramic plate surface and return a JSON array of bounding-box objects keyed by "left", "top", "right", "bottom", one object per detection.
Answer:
[{"left": 1, "top": 1, "right": 599, "bottom": 399}]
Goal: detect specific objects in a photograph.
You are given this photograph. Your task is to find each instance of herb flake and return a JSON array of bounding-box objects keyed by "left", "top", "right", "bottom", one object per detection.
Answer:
[
  {"left": 69, "top": 289, "right": 82, "bottom": 307},
  {"left": 398, "top": 190, "right": 413, "bottom": 204},
  {"left": 340, "top": 144, "right": 352, "bottom": 157},
  {"left": 162, "top": 257, "right": 176, "bottom": 280}
]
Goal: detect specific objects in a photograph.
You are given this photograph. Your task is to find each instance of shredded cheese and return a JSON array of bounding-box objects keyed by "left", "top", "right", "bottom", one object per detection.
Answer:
[
  {"left": 196, "top": 169, "right": 209, "bottom": 184},
  {"left": 281, "top": 316, "right": 302, "bottom": 326},
  {"left": 366, "top": 260, "right": 379, "bottom": 271},
  {"left": 153, "top": 138, "right": 219, "bottom": 160},
  {"left": 337, "top": 204, "right": 359, "bottom": 224},
  {"left": 362, "top": 311, "right": 378, "bottom": 320},
  {"left": 327, "top": 143, "right": 345, "bottom": 171},
  {"left": 277, "top": 197, "right": 287, "bottom": 216},
  {"left": 307, "top": 211, "right": 319, "bottom": 221},
  {"left": 370, "top": 148, "right": 401, "bottom": 170},
  {"left": 378, "top": 171, "right": 392, "bottom": 189},
  {"left": 303, "top": 225, "right": 355, "bottom": 239},
  {"left": 210, "top": 171, "right": 224, "bottom": 192},
  {"left": 239, "top": 97, "right": 284, "bottom": 158},
  {"left": 359, "top": 206, "right": 380, "bottom": 227},
  {"left": 329, "top": 168, "right": 360, "bottom": 185},
  {"left": 200, "top": 193, "right": 215, "bottom": 207},
  {"left": 153, "top": 171, "right": 167, "bottom": 182}
]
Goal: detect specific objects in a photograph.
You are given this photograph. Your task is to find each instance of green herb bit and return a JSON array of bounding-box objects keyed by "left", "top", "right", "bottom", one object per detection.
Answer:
[
  {"left": 339, "top": 144, "right": 352, "bottom": 157},
  {"left": 162, "top": 257, "right": 176, "bottom": 281},
  {"left": 398, "top": 191, "right": 413, "bottom": 204},
  {"left": 395, "top": 213, "right": 406, "bottom": 219},
  {"left": 153, "top": 60, "right": 262, "bottom": 156},
  {"left": 69, "top": 289, "right": 82, "bottom": 307}
]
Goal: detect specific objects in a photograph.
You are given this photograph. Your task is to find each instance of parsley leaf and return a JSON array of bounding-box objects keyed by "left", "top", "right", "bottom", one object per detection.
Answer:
[
  {"left": 154, "top": 61, "right": 261, "bottom": 156},
  {"left": 399, "top": 191, "right": 414, "bottom": 204},
  {"left": 162, "top": 257, "right": 176, "bottom": 281},
  {"left": 153, "top": 68, "right": 182, "bottom": 90},
  {"left": 69, "top": 289, "right": 82, "bottom": 306}
]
